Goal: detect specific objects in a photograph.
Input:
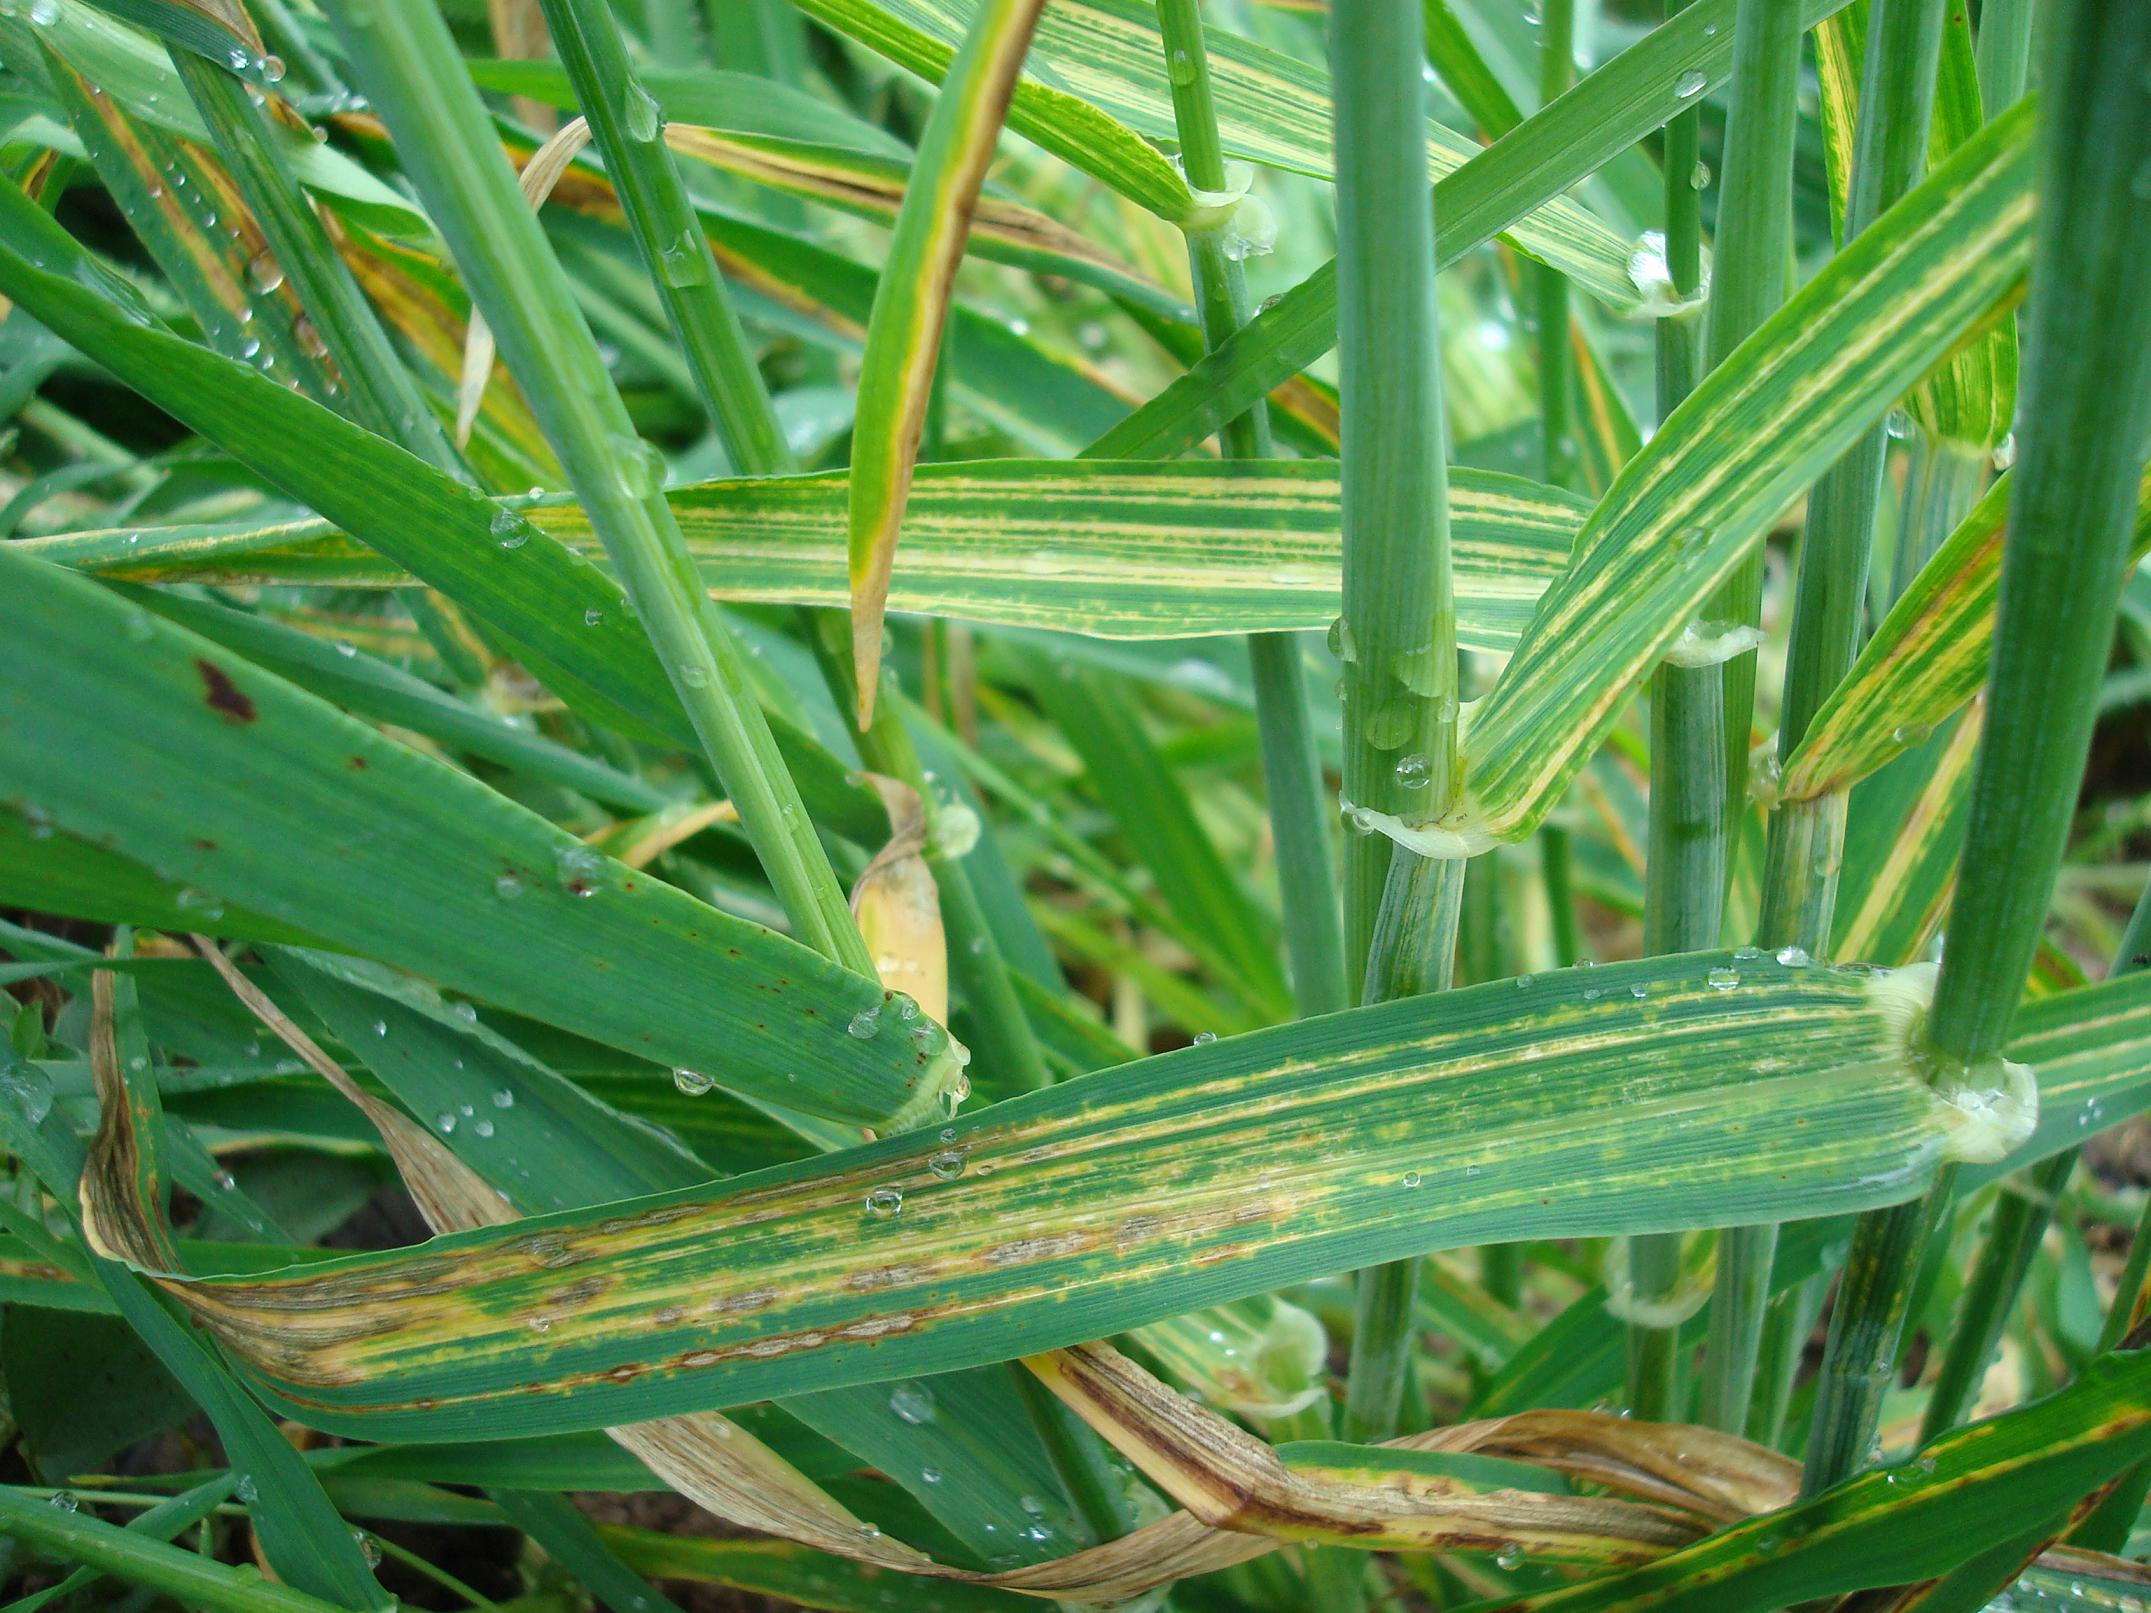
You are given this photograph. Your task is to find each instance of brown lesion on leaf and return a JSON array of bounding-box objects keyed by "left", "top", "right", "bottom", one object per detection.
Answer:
[{"left": 195, "top": 660, "right": 257, "bottom": 723}]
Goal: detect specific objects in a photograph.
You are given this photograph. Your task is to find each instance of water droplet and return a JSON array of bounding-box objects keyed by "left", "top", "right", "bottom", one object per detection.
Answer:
[
  {"left": 865, "top": 1186, "right": 904, "bottom": 1218},
  {"left": 494, "top": 871, "right": 525, "bottom": 900},
  {"left": 354, "top": 1530, "right": 381, "bottom": 1566},
  {"left": 491, "top": 508, "right": 529, "bottom": 549},
  {"left": 612, "top": 432, "right": 667, "bottom": 498},
  {"left": 1394, "top": 752, "right": 1431, "bottom": 789},
  {"left": 1326, "top": 615, "right": 1358, "bottom": 663},
  {"left": 1516, "top": 973, "right": 1536, "bottom": 988},
  {"left": 1891, "top": 721, "right": 1932, "bottom": 748},
  {"left": 927, "top": 1148, "right": 966, "bottom": 1181},
  {"left": 1495, "top": 1543, "right": 1524, "bottom": 1570},
  {"left": 1363, "top": 693, "right": 1419, "bottom": 750},
  {"left": 473, "top": 1118, "right": 495, "bottom": 1138},
  {"left": 45, "top": 1490, "right": 77, "bottom": 1511},
  {"left": 492, "top": 1088, "right": 516, "bottom": 1108},
  {"left": 1690, "top": 160, "right": 1712, "bottom": 190},
  {"left": 436, "top": 1111, "right": 457, "bottom": 1133},
  {"left": 1776, "top": 945, "right": 1812, "bottom": 967},
  {"left": 556, "top": 842, "right": 604, "bottom": 895},
  {"left": 583, "top": 606, "right": 605, "bottom": 627},
  {"left": 1192, "top": 1030, "right": 1217, "bottom": 1045},
  {"left": 659, "top": 226, "right": 709, "bottom": 287},
  {"left": 1706, "top": 966, "right": 1739, "bottom": 991},
  {"left": 1991, "top": 432, "right": 2017, "bottom": 471},
  {"left": 680, "top": 662, "right": 712, "bottom": 689},
  {"left": 1629, "top": 982, "right": 1648, "bottom": 1000},
  {"left": 175, "top": 887, "right": 225, "bottom": 919},
  {"left": 920, "top": 1465, "right": 942, "bottom": 1484},
  {"left": 1674, "top": 68, "right": 1707, "bottom": 97},
  {"left": 622, "top": 81, "right": 663, "bottom": 141},
  {"left": 890, "top": 1383, "right": 935, "bottom": 1423},
  {"left": 235, "top": 1474, "right": 259, "bottom": 1504},
  {"left": 28, "top": 0, "right": 59, "bottom": 23},
  {"left": 245, "top": 253, "right": 284, "bottom": 294},
  {"left": 673, "top": 1067, "right": 713, "bottom": 1096}
]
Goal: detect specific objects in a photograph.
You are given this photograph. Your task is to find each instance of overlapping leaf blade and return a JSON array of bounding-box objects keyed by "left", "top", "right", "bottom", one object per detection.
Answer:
[{"left": 82, "top": 952, "right": 2151, "bottom": 1440}]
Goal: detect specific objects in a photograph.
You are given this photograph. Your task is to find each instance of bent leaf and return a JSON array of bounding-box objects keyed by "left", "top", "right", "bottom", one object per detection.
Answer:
[
  {"left": 78, "top": 951, "right": 2072, "bottom": 1440},
  {"left": 850, "top": 0, "right": 1044, "bottom": 721}
]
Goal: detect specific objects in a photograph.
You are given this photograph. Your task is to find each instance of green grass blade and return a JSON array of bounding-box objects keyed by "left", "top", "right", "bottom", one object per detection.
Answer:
[
  {"left": 0, "top": 1099, "right": 386, "bottom": 1608},
  {"left": 0, "top": 181, "right": 888, "bottom": 846},
  {"left": 6, "top": 1474, "right": 236, "bottom": 1613},
  {"left": 471, "top": 56, "right": 1194, "bottom": 322},
  {"left": 789, "top": 0, "right": 1636, "bottom": 306},
  {"left": 1081, "top": 0, "right": 1856, "bottom": 464},
  {"left": 1495, "top": 1346, "right": 2151, "bottom": 1612},
  {"left": 0, "top": 545, "right": 963, "bottom": 1132},
  {"left": 488, "top": 1490, "right": 690, "bottom": 1613},
  {"left": 529, "top": 0, "right": 793, "bottom": 479},
  {"left": 9, "top": 27, "right": 340, "bottom": 401},
  {"left": 329, "top": 0, "right": 873, "bottom": 977},
  {"left": 1022, "top": 652, "right": 1288, "bottom": 1013},
  {"left": 167, "top": 48, "right": 461, "bottom": 467},
  {"left": 122, "top": 589, "right": 670, "bottom": 814},
  {"left": 0, "top": 1487, "right": 359, "bottom": 1613},
  {"left": 1804, "top": 0, "right": 2151, "bottom": 1495}
]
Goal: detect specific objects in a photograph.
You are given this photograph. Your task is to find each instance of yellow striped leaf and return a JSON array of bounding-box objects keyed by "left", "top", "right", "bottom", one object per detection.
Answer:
[
  {"left": 76, "top": 952, "right": 2089, "bottom": 1440},
  {"left": 849, "top": 0, "right": 1045, "bottom": 722},
  {"left": 32, "top": 461, "right": 1587, "bottom": 652},
  {"left": 1433, "top": 101, "right": 2035, "bottom": 852},
  {"left": 1782, "top": 464, "right": 2151, "bottom": 803}
]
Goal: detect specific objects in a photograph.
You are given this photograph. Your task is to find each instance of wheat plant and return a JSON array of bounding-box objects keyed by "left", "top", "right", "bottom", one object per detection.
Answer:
[{"left": 0, "top": 0, "right": 2149, "bottom": 1608}]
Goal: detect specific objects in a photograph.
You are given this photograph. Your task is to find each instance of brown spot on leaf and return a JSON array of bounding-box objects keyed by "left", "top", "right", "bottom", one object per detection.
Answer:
[
  {"left": 347, "top": 755, "right": 369, "bottom": 771},
  {"left": 196, "top": 660, "right": 256, "bottom": 723}
]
